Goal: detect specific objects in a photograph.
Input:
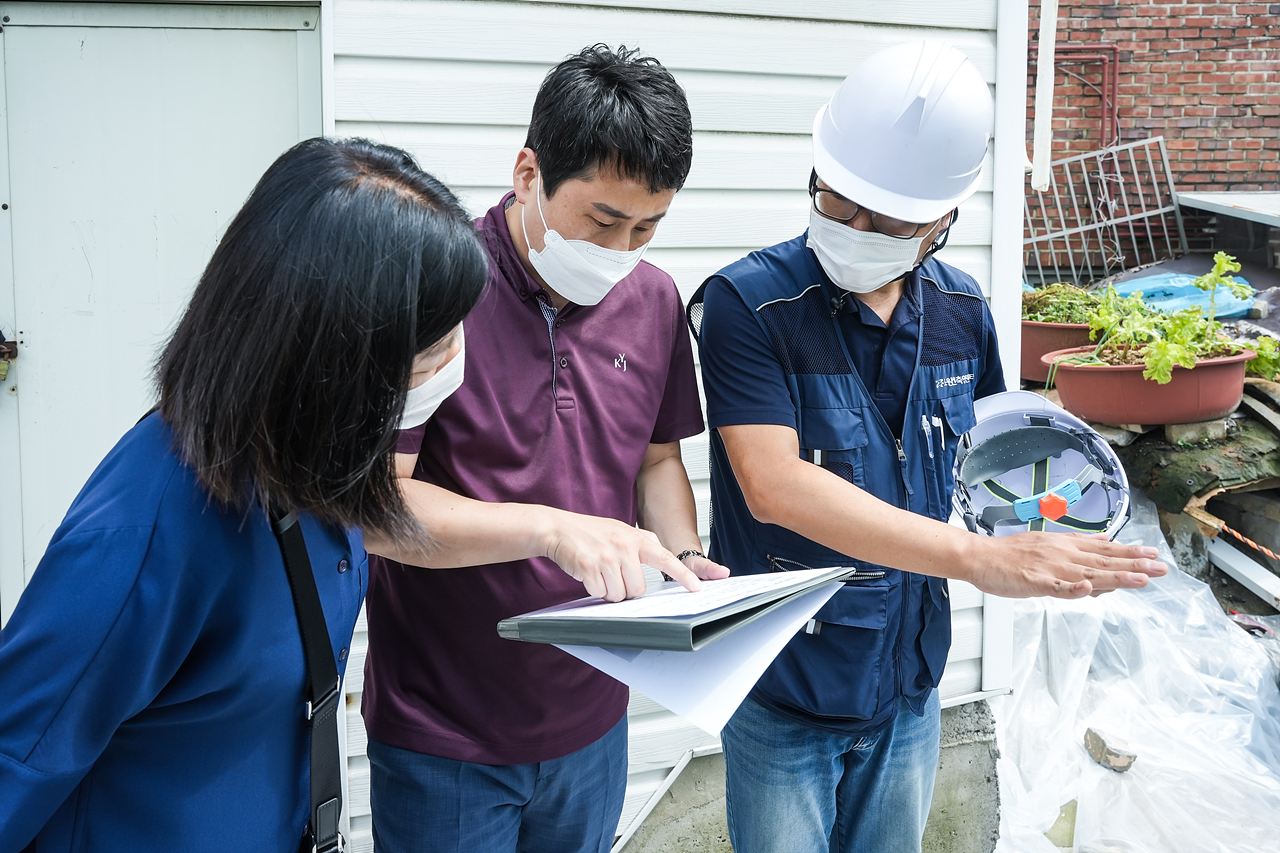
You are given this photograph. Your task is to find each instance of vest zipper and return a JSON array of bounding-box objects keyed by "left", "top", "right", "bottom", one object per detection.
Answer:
[
  {"left": 767, "top": 554, "right": 885, "bottom": 582},
  {"left": 895, "top": 439, "right": 913, "bottom": 500},
  {"left": 894, "top": 438, "right": 911, "bottom": 700}
]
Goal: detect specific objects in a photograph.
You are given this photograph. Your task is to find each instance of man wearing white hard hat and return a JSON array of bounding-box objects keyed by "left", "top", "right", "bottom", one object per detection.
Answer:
[{"left": 686, "top": 41, "right": 1166, "bottom": 853}]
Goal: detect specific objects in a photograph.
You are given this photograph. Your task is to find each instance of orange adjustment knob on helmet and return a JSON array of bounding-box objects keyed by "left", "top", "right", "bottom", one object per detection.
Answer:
[{"left": 1039, "top": 492, "right": 1069, "bottom": 521}]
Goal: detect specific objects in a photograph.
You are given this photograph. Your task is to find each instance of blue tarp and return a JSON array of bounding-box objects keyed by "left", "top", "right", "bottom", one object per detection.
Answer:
[{"left": 1112, "top": 271, "right": 1255, "bottom": 319}]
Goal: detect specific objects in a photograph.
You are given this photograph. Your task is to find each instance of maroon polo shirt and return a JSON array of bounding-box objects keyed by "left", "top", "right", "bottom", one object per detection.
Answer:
[{"left": 361, "top": 193, "right": 704, "bottom": 765}]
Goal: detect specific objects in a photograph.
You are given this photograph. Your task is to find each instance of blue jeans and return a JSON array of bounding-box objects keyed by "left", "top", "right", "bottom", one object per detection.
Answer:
[
  {"left": 722, "top": 691, "right": 941, "bottom": 853},
  {"left": 367, "top": 716, "right": 627, "bottom": 853}
]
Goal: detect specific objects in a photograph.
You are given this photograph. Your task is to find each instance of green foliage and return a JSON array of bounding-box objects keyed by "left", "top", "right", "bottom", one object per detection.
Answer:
[
  {"left": 1021, "top": 283, "right": 1103, "bottom": 324},
  {"left": 1249, "top": 335, "right": 1280, "bottom": 381},
  {"left": 1194, "top": 251, "right": 1252, "bottom": 318},
  {"left": 1047, "top": 254, "right": 1257, "bottom": 386},
  {"left": 1142, "top": 338, "right": 1200, "bottom": 383},
  {"left": 1087, "top": 287, "right": 1157, "bottom": 347}
]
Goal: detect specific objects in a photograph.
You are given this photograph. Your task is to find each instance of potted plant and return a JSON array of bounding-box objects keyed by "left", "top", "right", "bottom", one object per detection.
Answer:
[
  {"left": 1042, "top": 252, "right": 1279, "bottom": 426},
  {"left": 1021, "top": 283, "right": 1100, "bottom": 383}
]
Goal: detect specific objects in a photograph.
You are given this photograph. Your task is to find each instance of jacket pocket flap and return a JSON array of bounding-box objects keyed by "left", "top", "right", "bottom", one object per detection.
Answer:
[
  {"left": 813, "top": 583, "right": 889, "bottom": 628},
  {"left": 798, "top": 406, "right": 869, "bottom": 451},
  {"left": 940, "top": 393, "right": 977, "bottom": 437}
]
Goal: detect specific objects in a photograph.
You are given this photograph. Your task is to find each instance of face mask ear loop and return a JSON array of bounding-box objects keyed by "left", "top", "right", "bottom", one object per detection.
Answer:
[
  {"left": 535, "top": 172, "right": 552, "bottom": 231},
  {"left": 914, "top": 207, "right": 959, "bottom": 272},
  {"left": 522, "top": 171, "right": 552, "bottom": 256}
]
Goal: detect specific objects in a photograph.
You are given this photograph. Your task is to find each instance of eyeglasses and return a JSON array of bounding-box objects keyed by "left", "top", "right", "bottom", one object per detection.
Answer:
[{"left": 810, "top": 187, "right": 934, "bottom": 240}]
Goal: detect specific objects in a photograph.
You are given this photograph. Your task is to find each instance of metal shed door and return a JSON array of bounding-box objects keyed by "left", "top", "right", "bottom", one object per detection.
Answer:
[{"left": 0, "top": 2, "right": 321, "bottom": 622}]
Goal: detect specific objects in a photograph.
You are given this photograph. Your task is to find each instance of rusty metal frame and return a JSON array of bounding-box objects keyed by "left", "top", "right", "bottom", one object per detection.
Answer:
[{"left": 1023, "top": 137, "right": 1189, "bottom": 286}]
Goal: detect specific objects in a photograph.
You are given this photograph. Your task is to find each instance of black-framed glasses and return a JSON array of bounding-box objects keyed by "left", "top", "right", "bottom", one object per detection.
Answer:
[{"left": 810, "top": 187, "right": 932, "bottom": 240}]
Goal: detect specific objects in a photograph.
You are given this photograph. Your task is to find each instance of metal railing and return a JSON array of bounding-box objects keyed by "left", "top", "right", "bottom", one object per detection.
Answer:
[{"left": 1023, "top": 137, "right": 1188, "bottom": 287}]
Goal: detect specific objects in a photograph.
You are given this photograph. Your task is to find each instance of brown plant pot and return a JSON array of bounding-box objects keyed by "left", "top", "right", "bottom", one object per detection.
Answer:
[
  {"left": 1021, "top": 320, "right": 1094, "bottom": 383},
  {"left": 1040, "top": 345, "right": 1256, "bottom": 426}
]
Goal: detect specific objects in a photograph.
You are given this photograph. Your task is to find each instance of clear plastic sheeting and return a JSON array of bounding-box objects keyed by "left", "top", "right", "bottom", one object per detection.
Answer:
[{"left": 992, "top": 491, "right": 1280, "bottom": 853}]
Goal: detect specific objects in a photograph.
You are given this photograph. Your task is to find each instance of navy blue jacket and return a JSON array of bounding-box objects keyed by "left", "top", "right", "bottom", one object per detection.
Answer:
[
  {"left": 0, "top": 414, "right": 365, "bottom": 852},
  {"left": 692, "top": 235, "right": 1004, "bottom": 734}
]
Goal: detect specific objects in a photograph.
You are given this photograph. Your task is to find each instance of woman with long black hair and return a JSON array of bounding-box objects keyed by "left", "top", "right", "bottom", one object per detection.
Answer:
[{"left": 0, "top": 137, "right": 487, "bottom": 853}]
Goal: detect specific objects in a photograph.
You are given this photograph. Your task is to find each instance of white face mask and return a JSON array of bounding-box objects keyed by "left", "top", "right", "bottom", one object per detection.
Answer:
[
  {"left": 805, "top": 208, "right": 927, "bottom": 294},
  {"left": 521, "top": 173, "right": 648, "bottom": 306},
  {"left": 399, "top": 327, "right": 465, "bottom": 430}
]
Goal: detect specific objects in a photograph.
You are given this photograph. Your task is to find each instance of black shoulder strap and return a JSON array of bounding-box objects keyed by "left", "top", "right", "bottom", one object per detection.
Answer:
[
  {"left": 269, "top": 506, "right": 344, "bottom": 853},
  {"left": 140, "top": 406, "right": 344, "bottom": 851}
]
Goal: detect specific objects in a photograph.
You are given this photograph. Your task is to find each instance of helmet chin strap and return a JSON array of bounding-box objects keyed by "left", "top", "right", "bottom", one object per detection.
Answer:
[{"left": 913, "top": 207, "right": 959, "bottom": 272}]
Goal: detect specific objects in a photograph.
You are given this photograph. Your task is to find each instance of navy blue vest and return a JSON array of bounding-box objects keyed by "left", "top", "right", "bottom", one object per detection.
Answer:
[{"left": 691, "top": 238, "right": 991, "bottom": 733}]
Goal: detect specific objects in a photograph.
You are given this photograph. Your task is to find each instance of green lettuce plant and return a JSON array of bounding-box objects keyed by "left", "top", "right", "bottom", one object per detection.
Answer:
[
  {"left": 1048, "top": 252, "right": 1267, "bottom": 385},
  {"left": 1251, "top": 335, "right": 1279, "bottom": 382}
]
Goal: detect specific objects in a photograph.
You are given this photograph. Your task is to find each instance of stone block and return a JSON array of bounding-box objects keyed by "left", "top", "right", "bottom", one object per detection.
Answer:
[
  {"left": 1157, "top": 507, "right": 1213, "bottom": 577},
  {"left": 1090, "top": 423, "right": 1143, "bottom": 447},
  {"left": 1084, "top": 727, "right": 1137, "bottom": 772},
  {"left": 1165, "top": 418, "right": 1230, "bottom": 445}
]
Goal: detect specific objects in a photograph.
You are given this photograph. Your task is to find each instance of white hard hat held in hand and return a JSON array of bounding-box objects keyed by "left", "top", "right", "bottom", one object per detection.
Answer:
[
  {"left": 953, "top": 391, "right": 1132, "bottom": 540},
  {"left": 813, "top": 41, "right": 995, "bottom": 224}
]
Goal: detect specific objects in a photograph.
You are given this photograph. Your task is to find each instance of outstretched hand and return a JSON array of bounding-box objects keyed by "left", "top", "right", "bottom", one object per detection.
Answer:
[
  {"left": 542, "top": 513, "right": 705, "bottom": 601},
  {"left": 965, "top": 531, "right": 1168, "bottom": 599}
]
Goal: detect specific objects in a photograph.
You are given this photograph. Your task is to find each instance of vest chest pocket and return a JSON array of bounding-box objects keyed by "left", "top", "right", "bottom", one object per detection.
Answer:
[
  {"left": 797, "top": 406, "right": 870, "bottom": 488},
  {"left": 937, "top": 393, "right": 977, "bottom": 508},
  {"left": 916, "top": 392, "right": 978, "bottom": 520}
]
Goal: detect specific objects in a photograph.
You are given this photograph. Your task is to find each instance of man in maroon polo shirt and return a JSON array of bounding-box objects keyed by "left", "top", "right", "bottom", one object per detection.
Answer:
[{"left": 360, "top": 45, "right": 728, "bottom": 853}]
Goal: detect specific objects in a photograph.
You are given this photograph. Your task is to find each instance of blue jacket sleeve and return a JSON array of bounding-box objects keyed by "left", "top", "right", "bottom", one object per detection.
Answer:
[
  {"left": 699, "top": 276, "right": 798, "bottom": 431},
  {"left": 0, "top": 519, "right": 196, "bottom": 849}
]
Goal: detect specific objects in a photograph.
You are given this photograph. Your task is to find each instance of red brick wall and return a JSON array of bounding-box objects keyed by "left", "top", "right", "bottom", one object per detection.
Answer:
[{"left": 1027, "top": 0, "right": 1280, "bottom": 193}]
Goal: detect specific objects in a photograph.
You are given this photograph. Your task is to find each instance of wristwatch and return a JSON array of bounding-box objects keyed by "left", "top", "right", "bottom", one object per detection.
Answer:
[{"left": 675, "top": 549, "right": 705, "bottom": 562}]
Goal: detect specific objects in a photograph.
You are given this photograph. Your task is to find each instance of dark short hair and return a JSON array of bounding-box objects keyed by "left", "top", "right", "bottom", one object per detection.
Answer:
[
  {"left": 157, "top": 137, "right": 487, "bottom": 538},
  {"left": 525, "top": 44, "right": 693, "bottom": 197}
]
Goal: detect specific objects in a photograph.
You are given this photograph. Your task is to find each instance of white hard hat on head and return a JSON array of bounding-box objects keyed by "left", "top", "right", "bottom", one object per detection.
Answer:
[{"left": 812, "top": 40, "right": 995, "bottom": 224}]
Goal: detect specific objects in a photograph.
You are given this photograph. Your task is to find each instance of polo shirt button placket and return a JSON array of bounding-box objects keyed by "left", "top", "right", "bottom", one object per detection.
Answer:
[{"left": 560, "top": 357, "right": 568, "bottom": 368}]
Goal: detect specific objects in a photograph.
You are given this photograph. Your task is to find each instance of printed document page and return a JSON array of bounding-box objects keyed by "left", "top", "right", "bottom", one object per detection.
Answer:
[
  {"left": 556, "top": 580, "right": 842, "bottom": 735},
  {"left": 522, "top": 567, "right": 847, "bottom": 620}
]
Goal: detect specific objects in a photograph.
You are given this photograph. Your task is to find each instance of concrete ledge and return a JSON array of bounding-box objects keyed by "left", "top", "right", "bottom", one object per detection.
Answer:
[
  {"left": 925, "top": 700, "right": 1001, "bottom": 853},
  {"left": 623, "top": 753, "right": 731, "bottom": 853}
]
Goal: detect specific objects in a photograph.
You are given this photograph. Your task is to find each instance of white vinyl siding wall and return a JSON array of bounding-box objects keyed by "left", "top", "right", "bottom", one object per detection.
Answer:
[{"left": 329, "top": 1, "right": 1023, "bottom": 848}]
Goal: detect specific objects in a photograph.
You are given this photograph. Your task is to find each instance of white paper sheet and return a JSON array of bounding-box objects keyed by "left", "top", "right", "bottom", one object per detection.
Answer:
[
  {"left": 521, "top": 566, "right": 848, "bottom": 620},
  {"left": 556, "top": 580, "right": 842, "bottom": 735}
]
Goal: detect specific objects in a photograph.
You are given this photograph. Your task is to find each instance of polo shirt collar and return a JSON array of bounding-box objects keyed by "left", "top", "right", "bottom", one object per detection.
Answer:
[
  {"left": 482, "top": 192, "right": 549, "bottom": 304},
  {"left": 848, "top": 281, "right": 921, "bottom": 336}
]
